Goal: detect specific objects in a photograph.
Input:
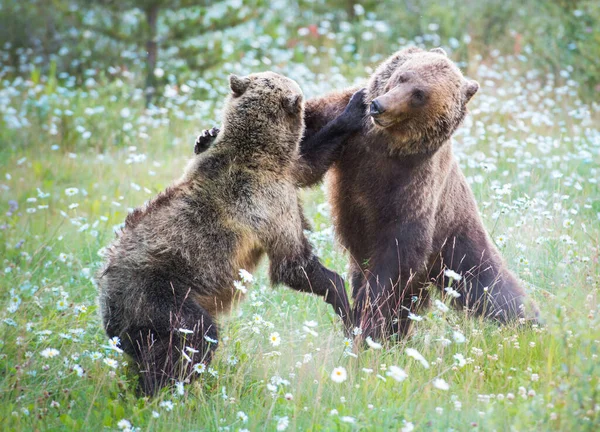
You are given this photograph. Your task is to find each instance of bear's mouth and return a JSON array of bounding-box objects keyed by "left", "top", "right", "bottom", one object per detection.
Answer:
[
  {"left": 371, "top": 116, "right": 406, "bottom": 129},
  {"left": 371, "top": 116, "right": 397, "bottom": 128}
]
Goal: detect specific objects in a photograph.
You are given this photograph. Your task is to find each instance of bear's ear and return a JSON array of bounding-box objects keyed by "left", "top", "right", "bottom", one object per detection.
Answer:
[
  {"left": 229, "top": 74, "right": 250, "bottom": 97},
  {"left": 430, "top": 47, "right": 447, "bottom": 56},
  {"left": 283, "top": 94, "right": 302, "bottom": 114},
  {"left": 463, "top": 79, "right": 479, "bottom": 103}
]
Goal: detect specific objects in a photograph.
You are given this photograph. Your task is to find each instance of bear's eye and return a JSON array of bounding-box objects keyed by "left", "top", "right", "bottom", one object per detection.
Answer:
[
  {"left": 411, "top": 89, "right": 427, "bottom": 107},
  {"left": 397, "top": 71, "right": 415, "bottom": 83}
]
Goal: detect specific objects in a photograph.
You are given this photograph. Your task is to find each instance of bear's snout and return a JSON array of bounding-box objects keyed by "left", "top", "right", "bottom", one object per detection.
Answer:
[{"left": 369, "top": 100, "right": 385, "bottom": 117}]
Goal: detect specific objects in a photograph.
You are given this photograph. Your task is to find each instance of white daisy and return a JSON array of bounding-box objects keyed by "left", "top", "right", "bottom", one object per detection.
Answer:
[{"left": 331, "top": 366, "right": 347, "bottom": 383}]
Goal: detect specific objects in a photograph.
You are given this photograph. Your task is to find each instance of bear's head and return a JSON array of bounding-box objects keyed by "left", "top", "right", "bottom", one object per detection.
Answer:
[
  {"left": 366, "top": 47, "right": 479, "bottom": 155},
  {"left": 220, "top": 71, "right": 305, "bottom": 162}
]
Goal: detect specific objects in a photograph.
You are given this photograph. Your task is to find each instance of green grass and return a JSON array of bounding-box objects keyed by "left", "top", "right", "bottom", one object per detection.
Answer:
[{"left": 1, "top": 56, "right": 599, "bottom": 431}]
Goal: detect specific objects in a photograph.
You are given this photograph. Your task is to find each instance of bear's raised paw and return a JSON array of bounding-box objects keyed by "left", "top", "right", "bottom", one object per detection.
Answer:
[{"left": 194, "top": 127, "right": 220, "bottom": 154}]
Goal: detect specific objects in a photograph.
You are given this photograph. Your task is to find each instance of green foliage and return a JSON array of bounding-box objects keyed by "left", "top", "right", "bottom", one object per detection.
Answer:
[
  {"left": 1, "top": 48, "right": 600, "bottom": 429},
  {"left": 0, "top": 1, "right": 599, "bottom": 430},
  {"left": 2, "top": 0, "right": 599, "bottom": 98}
]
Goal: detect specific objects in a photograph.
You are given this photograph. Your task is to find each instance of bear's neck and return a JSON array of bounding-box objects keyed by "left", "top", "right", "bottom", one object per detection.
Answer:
[{"left": 217, "top": 124, "right": 300, "bottom": 171}]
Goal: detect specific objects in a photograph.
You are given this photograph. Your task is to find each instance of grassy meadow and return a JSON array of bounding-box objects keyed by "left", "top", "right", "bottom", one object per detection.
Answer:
[{"left": 1, "top": 19, "right": 600, "bottom": 432}]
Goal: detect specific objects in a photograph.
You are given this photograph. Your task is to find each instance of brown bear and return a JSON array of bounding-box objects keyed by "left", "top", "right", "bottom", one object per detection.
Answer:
[
  {"left": 97, "top": 71, "right": 366, "bottom": 395},
  {"left": 299, "top": 46, "right": 539, "bottom": 340}
]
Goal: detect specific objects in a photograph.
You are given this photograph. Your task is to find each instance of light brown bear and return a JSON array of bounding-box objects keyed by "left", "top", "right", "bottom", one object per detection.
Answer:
[
  {"left": 300, "top": 47, "right": 539, "bottom": 340},
  {"left": 97, "top": 71, "right": 366, "bottom": 395}
]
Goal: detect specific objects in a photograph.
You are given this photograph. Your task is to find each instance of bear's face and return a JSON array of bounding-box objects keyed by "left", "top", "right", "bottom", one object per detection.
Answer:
[{"left": 366, "top": 47, "right": 479, "bottom": 155}]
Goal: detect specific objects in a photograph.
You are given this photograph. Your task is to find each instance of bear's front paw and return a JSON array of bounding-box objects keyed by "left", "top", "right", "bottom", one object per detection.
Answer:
[
  {"left": 339, "top": 88, "right": 368, "bottom": 132},
  {"left": 194, "top": 127, "right": 220, "bottom": 154}
]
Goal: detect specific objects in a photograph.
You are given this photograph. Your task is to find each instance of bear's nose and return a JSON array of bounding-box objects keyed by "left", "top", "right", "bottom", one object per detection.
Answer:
[{"left": 369, "top": 100, "right": 385, "bottom": 117}]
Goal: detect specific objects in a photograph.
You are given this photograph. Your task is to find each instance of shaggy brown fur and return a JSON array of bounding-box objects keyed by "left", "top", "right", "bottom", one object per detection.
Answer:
[
  {"left": 97, "top": 72, "right": 365, "bottom": 395},
  {"left": 301, "top": 47, "right": 539, "bottom": 340}
]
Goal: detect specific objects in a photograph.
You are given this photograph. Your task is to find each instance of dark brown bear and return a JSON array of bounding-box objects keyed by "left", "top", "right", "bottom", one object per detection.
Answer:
[
  {"left": 300, "top": 47, "right": 539, "bottom": 340},
  {"left": 97, "top": 71, "right": 365, "bottom": 395}
]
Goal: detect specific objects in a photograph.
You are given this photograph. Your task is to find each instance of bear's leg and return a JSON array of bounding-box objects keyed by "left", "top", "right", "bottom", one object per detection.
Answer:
[
  {"left": 120, "top": 299, "right": 218, "bottom": 396},
  {"left": 440, "top": 234, "right": 538, "bottom": 323},
  {"left": 352, "top": 233, "right": 432, "bottom": 341},
  {"left": 353, "top": 274, "right": 429, "bottom": 341},
  {"left": 349, "top": 262, "right": 366, "bottom": 300},
  {"left": 353, "top": 276, "right": 398, "bottom": 340},
  {"left": 270, "top": 253, "right": 351, "bottom": 328},
  {"left": 391, "top": 287, "right": 431, "bottom": 337}
]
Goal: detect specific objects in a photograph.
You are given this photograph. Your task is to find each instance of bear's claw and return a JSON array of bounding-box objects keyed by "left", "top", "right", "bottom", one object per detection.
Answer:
[{"left": 194, "top": 127, "right": 220, "bottom": 154}]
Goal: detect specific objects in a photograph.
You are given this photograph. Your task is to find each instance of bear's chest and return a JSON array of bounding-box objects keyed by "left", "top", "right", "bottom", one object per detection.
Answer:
[{"left": 327, "top": 140, "right": 411, "bottom": 258}]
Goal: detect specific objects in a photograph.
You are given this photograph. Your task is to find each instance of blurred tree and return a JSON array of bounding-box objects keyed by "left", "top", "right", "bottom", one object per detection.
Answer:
[{"left": 77, "top": 0, "right": 258, "bottom": 105}]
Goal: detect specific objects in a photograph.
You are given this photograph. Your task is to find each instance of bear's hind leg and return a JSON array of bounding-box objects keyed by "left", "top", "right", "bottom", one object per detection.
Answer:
[{"left": 440, "top": 233, "right": 538, "bottom": 324}]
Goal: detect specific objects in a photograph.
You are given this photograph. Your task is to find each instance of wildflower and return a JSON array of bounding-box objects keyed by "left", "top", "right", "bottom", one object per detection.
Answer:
[
  {"left": 204, "top": 335, "right": 218, "bottom": 344},
  {"left": 73, "top": 364, "right": 85, "bottom": 377},
  {"left": 7, "top": 295, "right": 21, "bottom": 313},
  {"left": 106, "top": 336, "right": 124, "bottom": 353},
  {"left": 233, "top": 280, "right": 247, "bottom": 294},
  {"left": 180, "top": 352, "right": 192, "bottom": 365},
  {"left": 444, "top": 269, "right": 462, "bottom": 281},
  {"left": 117, "top": 419, "right": 132, "bottom": 430},
  {"left": 444, "top": 287, "right": 461, "bottom": 298},
  {"left": 342, "top": 338, "right": 353, "bottom": 350},
  {"left": 175, "top": 381, "right": 185, "bottom": 396},
  {"left": 401, "top": 422, "right": 414, "bottom": 432},
  {"left": 41, "top": 348, "right": 60, "bottom": 358},
  {"left": 386, "top": 365, "right": 408, "bottom": 382},
  {"left": 159, "top": 400, "right": 174, "bottom": 411},
  {"left": 408, "top": 312, "right": 423, "bottom": 321},
  {"left": 152, "top": 411, "right": 160, "bottom": 418},
  {"left": 365, "top": 336, "right": 382, "bottom": 349},
  {"left": 471, "top": 347, "right": 483, "bottom": 357},
  {"left": 276, "top": 416, "right": 289, "bottom": 431},
  {"left": 303, "top": 326, "right": 318, "bottom": 337},
  {"left": 50, "top": 401, "right": 60, "bottom": 408},
  {"left": 531, "top": 373, "right": 539, "bottom": 382},
  {"left": 239, "top": 269, "right": 254, "bottom": 283},
  {"left": 284, "top": 393, "right": 293, "bottom": 400},
  {"left": 405, "top": 348, "right": 430, "bottom": 368},
  {"left": 435, "top": 407, "right": 443, "bottom": 414},
  {"left": 193, "top": 363, "right": 206, "bottom": 374},
  {"left": 362, "top": 368, "right": 373, "bottom": 374},
  {"left": 341, "top": 416, "right": 356, "bottom": 423},
  {"left": 453, "top": 353, "right": 467, "bottom": 367},
  {"left": 103, "top": 358, "right": 118, "bottom": 368},
  {"left": 178, "top": 328, "right": 193, "bottom": 334},
  {"left": 433, "top": 378, "right": 450, "bottom": 390},
  {"left": 237, "top": 411, "right": 248, "bottom": 423},
  {"left": 331, "top": 366, "right": 348, "bottom": 383},
  {"left": 269, "top": 332, "right": 281, "bottom": 346},
  {"left": 352, "top": 327, "right": 362, "bottom": 336},
  {"left": 434, "top": 300, "right": 450, "bottom": 313},
  {"left": 453, "top": 331, "right": 466, "bottom": 343},
  {"left": 65, "top": 187, "right": 79, "bottom": 196},
  {"left": 495, "top": 235, "right": 507, "bottom": 248},
  {"left": 89, "top": 352, "right": 103, "bottom": 360}
]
